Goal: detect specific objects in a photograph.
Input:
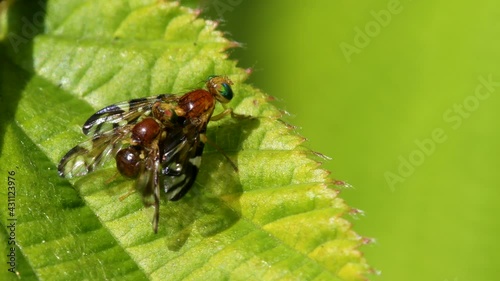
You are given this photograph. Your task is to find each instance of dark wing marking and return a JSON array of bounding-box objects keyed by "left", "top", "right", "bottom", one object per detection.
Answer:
[
  {"left": 83, "top": 94, "right": 177, "bottom": 136},
  {"left": 160, "top": 123, "right": 206, "bottom": 201},
  {"left": 58, "top": 126, "right": 133, "bottom": 178}
]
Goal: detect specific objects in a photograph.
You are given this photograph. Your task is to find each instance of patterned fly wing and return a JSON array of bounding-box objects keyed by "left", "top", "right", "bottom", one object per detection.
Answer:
[
  {"left": 133, "top": 143, "right": 162, "bottom": 232},
  {"left": 160, "top": 122, "right": 206, "bottom": 201},
  {"left": 58, "top": 126, "right": 133, "bottom": 178},
  {"left": 83, "top": 94, "right": 177, "bottom": 136},
  {"left": 58, "top": 94, "right": 177, "bottom": 178}
]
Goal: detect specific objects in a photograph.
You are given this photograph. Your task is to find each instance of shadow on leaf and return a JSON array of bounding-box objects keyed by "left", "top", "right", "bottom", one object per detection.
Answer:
[{"left": 157, "top": 117, "right": 260, "bottom": 251}]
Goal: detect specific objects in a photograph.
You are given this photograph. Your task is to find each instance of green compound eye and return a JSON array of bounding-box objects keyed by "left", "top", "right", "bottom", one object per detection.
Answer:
[
  {"left": 205, "top": 75, "right": 234, "bottom": 103},
  {"left": 220, "top": 83, "right": 233, "bottom": 101}
]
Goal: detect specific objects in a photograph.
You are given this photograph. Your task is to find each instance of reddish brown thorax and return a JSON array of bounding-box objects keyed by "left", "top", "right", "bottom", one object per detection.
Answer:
[{"left": 178, "top": 89, "right": 216, "bottom": 124}]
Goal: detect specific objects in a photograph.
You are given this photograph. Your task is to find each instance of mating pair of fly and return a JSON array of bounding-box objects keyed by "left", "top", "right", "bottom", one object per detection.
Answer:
[{"left": 58, "top": 76, "right": 248, "bottom": 233}]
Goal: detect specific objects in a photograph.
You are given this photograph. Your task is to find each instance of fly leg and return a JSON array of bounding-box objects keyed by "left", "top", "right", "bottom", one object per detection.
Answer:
[
  {"left": 200, "top": 133, "right": 238, "bottom": 172},
  {"left": 151, "top": 153, "right": 161, "bottom": 233},
  {"left": 119, "top": 189, "right": 136, "bottom": 201},
  {"left": 210, "top": 104, "right": 252, "bottom": 121}
]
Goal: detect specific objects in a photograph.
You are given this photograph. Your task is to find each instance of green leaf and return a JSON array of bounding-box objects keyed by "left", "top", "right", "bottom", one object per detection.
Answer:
[{"left": 0, "top": 1, "right": 369, "bottom": 280}]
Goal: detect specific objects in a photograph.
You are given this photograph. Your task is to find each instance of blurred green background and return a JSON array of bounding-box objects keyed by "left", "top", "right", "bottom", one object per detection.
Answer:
[{"left": 197, "top": 0, "right": 500, "bottom": 280}]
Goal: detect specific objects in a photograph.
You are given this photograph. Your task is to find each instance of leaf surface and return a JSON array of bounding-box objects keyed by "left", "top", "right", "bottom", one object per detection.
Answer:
[{"left": 0, "top": 1, "right": 369, "bottom": 280}]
